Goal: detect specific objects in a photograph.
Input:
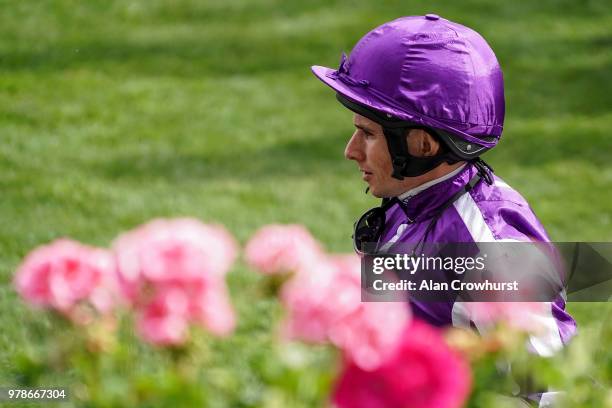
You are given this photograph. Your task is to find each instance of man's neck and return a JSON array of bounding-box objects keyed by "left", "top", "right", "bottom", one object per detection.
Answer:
[{"left": 397, "top": 162, "right": 466, "bottom": 200}]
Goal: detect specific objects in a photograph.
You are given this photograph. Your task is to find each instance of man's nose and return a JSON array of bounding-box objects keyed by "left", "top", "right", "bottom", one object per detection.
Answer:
[{"left": 344, "top": 131, "right": 365, "bottom": 161}]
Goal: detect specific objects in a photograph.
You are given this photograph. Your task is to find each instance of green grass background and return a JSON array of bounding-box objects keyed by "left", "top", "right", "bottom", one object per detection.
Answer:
[{"left": 1, "top": 0, "right": 611, "bottom": 401}]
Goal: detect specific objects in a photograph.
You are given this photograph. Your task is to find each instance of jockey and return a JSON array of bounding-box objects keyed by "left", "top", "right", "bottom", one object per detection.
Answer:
[{"left": 311, "top": 14, "right": 576, "bottom": 406}]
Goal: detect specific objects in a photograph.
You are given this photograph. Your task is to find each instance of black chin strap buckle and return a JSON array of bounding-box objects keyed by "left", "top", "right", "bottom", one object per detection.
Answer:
[{"left": 472, "top": 158, "right": 494, "bottom": 185}]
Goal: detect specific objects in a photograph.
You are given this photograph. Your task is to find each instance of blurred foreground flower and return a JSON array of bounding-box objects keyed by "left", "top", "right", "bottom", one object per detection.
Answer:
[
  {"left": 461, "top": 302, "right": 549, "bottom": 334},
  {"left": 12, "top": 219, "right": 243, "bottom": 407},
  {"left": 12, "top": 221, "right": 603, "bottom": 407},
  {"left": 14, "top": 239, "right": 117, "bottom": 324},
  {"left": 281, "top": 254, "right": 410, "bottom": 371},
  {"left": 333, "top": 320, "right": 472, "bottom": 408},
  {"left": 245, "top": 224, "right": 323, "bottom": 275},
  {"left": 113, "top": 218, "right": 238, "bottom": 345}
]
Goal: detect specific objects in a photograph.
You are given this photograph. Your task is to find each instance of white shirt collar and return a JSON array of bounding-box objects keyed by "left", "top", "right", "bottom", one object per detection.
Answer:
[{"left": 397, "top": 163, "right": 467, "bottom": 201}]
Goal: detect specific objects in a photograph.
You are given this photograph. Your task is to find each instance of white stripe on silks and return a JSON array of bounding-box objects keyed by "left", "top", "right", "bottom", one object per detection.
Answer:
[
  {"left": 451, "top": 301, "right": 471, "bottom": 329},
  {"left": 450, "top": 192, "right": 494, "bottom": 333},
  {"left": 451, "top": 301, "right": 497, "bottom": 336},
  {"left": 527, "top": 304, "right": 564, "bottom": 357},
  {"left": 539, "top": 392, "right": 562, "bottom": 407},
  {"left": 452, "top": 191, "right": 495, "bottom": 242},
  {"left": 451, "top": 190, "right": 564, "bottom": 357},
  {"left": 379, "top": 223, "right": 408, "bottom": 252},
  {"left": 494, "top": 179, "right": 511, "bottom": 189}
]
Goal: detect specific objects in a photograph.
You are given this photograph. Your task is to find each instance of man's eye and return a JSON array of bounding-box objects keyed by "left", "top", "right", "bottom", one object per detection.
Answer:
[{"left": 355, "top": 128, "right": 375, "bottom": 138}]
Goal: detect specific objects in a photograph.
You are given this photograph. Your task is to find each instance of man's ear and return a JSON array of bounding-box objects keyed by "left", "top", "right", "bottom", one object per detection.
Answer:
[{"left": 406, "top": 129, "right": 440, "bottom": 157}]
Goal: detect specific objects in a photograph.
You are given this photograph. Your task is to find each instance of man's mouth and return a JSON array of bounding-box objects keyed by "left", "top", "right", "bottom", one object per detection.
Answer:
[{"left": 360, "top": 169, "right": 373, "bottom": 180}]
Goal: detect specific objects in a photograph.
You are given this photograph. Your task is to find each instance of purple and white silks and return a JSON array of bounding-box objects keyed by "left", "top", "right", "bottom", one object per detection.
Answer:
[{"left": 377, "top": 163, "right": 577, "bottom": 356}]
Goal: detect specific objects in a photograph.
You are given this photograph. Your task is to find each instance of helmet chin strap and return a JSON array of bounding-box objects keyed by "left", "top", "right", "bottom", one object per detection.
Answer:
[{"left": 382, "top": 127, "right": 458, "bottom": 179}]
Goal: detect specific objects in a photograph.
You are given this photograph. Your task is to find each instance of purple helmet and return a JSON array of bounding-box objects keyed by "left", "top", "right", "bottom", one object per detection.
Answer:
[{"left": 312, "top": 14, "right": 505, "bottom": 170}]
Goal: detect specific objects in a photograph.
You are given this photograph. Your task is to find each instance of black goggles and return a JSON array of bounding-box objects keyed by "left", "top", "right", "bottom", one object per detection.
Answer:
[
  {"left": 352, "top": 172, "right": 484, "bottom": 256},
  {"left": 353, "top": 198, "right": 405, "bottom": 255}
]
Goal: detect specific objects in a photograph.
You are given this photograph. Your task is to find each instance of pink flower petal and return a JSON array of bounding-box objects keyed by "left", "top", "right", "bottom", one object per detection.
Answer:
[
  {"left": 333, "top": 320, "right": 472, "bottom": 408},
  {"left": 281, "top": 253, "right": 410, "bottom": 370},
  {"left": 245, "top": 224, "right": 323, "bottom": 275},
  {"left": 14, "top": 239, "right": 117, "bottom": 319}
]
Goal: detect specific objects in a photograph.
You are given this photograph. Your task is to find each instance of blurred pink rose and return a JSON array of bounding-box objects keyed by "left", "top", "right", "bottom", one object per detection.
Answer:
[
  {"left": 333, "top": 320, "right": 472, "bottom": 408},
  {"left": 14, "top": 239, "right": 116, "bottom": 317},
  {"left": 136, "top": 287, "right": 190, "bottom": 346},
  {"left": 330, "top": 301, "right": 410, "bottom": 371},
  {"left": 135, "top": 279, "right": 236, "bottom": 346},
  {"left": 245, "top": 224, "right": 323, "bottom": 275},
  {"left": 113, "top": 218, "right": 238, "bottom": 344},
  {"left": 189, "top": 281, "right": 236, "bottom": 337},
  {"left": 280, "top": 258, "right": 344, "bottom": 342},
  {"left": 281, "top": 254, "right": 410, "bottom": 371},
  {"left": 462, "top": 302, "right": 548, "bottom": 333},
  {"left": 113, "top": 218, "right": 238, "bottom": 302}
]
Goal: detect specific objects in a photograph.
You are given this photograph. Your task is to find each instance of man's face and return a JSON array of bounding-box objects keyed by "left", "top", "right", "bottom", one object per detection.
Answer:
[{"left": 344, "top": 114, "right": 404, "bottom": 198}]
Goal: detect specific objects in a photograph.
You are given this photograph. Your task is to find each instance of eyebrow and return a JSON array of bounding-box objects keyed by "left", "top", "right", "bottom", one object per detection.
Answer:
[{"left": 354, "top": 123, "right": 375, "bottom": 133}]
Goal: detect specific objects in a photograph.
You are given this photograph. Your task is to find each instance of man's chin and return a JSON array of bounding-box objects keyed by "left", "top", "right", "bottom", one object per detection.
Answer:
[{"left": 368, "top": 186, "right": 390, "bottom": 199}]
